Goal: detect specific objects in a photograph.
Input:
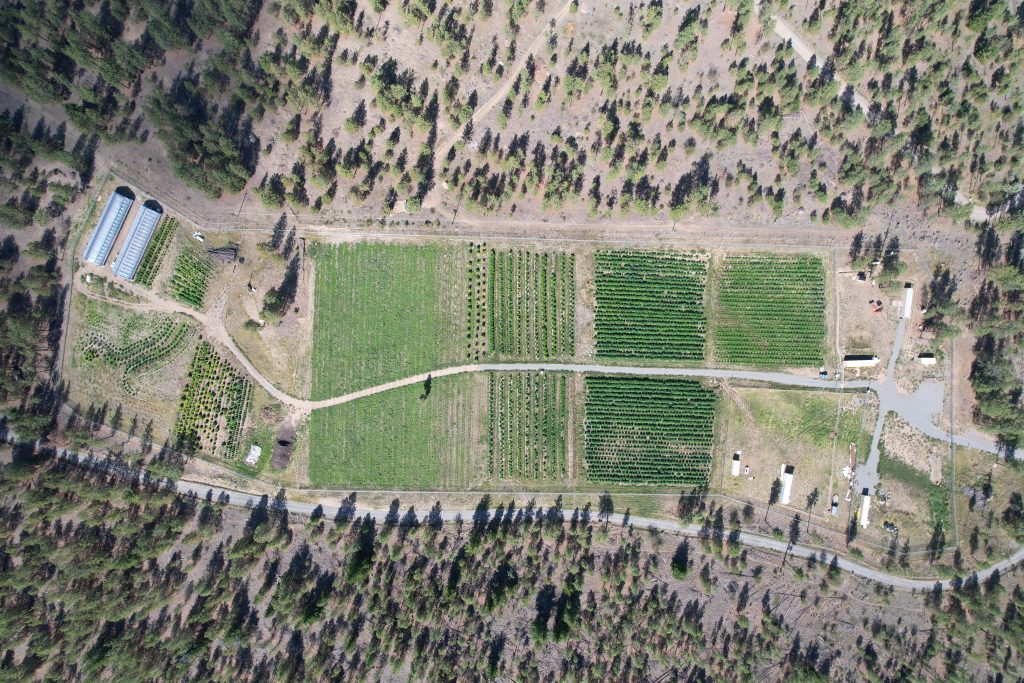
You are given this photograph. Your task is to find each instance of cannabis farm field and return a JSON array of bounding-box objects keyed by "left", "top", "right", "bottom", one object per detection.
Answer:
[
  {"left": 76, "top": 313, "right": 194, "bottom": 394},
  {"left": 308, "top": 375, "right": 482, "bottom": 489},
  {"left": 310, "top": 242, "right": 465, "bottom": 398},
  {"left": 584, "top": 376, "right": 718, "bottom": 486},
  {"left": 594, "top": 251, "right": 707, "bottom": 361},
  {"left": 488, "top": 372, "right": 568, "bottom": 480},
  {"left": 174, "top": 341, "right": 253, "bottom": 459},
  {"left": 483, "top": 247, "right": 575, "bottom": 360},
  {"left": 168, "top": 243, "right": 213, "bottom": 308},
  {"left": 714, "top": 254, "right": 826, "bottom": 366},
  {"left": 134, "top": 217, "right": 178, "bottom": 286}
]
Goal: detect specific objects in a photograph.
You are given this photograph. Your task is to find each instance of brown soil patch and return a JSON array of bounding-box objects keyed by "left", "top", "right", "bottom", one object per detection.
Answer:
[
  {"left": 881, "top": 413, "right": 942, "bottom": 484},
  {"left": 272, "top": 421, "right": 297, "bottom": 469}
]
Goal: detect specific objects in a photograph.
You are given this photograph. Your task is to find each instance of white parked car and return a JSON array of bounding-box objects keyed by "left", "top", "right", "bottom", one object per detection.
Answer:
[{"left": 192, "top": 231, "right": 205, "bottom": 242}]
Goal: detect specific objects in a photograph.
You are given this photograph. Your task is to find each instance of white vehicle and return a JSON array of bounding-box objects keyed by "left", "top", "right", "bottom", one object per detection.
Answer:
[{"left": 192, "top": 231, "right": 205, "bottom": 242}]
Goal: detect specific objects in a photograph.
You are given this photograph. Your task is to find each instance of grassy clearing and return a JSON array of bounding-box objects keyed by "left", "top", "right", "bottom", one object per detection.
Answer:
[
  {"left": 308, "top": 374, "right": 482, "bottom": 489},
  {"left": 715, "top": 254, "right": 826, "bottom": 367},
  {"left": 488, "top": 372, "right": 568, "bottom": 480},
  {"left": 584, "top": 376, "right": 717, "bottom": 486},
  {"left": 310, "top": 242, "right": 465, "bottom": 399},
  {"left": 878, "top": 443, "right": 949, "bottom": 529},
  {"left": 594, "top": 251, "right": 707, "bottom": 361}
]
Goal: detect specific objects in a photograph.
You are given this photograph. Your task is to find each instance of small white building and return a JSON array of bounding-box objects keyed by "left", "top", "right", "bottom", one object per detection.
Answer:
[
  {"left": 843, "top": 355, "right": 880, "bottom": 368},
  {"left": 918, "top": 352, "right": 937, "bottom": 366},
  {"left": 779, "top": 464, "right": 794, "bottom": 505},
  {"left": 731, "top": 452, "right": 742, "bottom": 477},
  {"left": 903, "top": 283, "right": 914, "bottom": 319},
  {"left": 860, "top": 488, "right": 871, "bottom": 528},
  {"left": 244, "top": 444, "right": 262, "bottom": 466}
]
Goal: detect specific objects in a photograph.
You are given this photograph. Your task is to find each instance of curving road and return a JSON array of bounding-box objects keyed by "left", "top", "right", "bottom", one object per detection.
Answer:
[{"left": 171, "top": 477, "right": 1023, "bottom": 591}]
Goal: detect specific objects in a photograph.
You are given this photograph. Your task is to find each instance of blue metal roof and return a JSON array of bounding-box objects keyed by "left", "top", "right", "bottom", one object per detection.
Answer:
[
  {"left": 83, "top": 191, "right": 133, "bottom": 266},
  {"left": 111, "top": 204, "right": 163, "bottom": 281}
]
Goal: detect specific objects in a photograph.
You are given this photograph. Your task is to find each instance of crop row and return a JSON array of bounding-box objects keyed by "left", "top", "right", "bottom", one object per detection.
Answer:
[
  {"left": 134, "top": 217, "right": 178, "bottom": 287},
  {"left": 715, "top": 254, "right": 826, "bottom": 367},
  {"left": 168, "top": 245, "right": 213, "bottom": 308},
  {"left": 594, "top": 251, "right": 707, "bottom": 360},
  {"left": 174, "top": 341, "right": 252, "bottom": 459},
  {"left": 465, "top": 242, "right": 489, "bottom": 360},
  {"left": 77, "top": 316, "right": 194, "bottom": 394},
  {"left": 488, "top": 371, "right": 567, "bottom": 480},
  {"left": 488, "top": 249, "right": 575, "bottom": 359},
  {"left": 584, "top": 376, "right": 717, "bottom": 486}
]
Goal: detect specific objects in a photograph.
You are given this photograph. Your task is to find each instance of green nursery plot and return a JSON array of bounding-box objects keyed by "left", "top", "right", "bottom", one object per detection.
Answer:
[
  {"left": 308, "top": 375, "right": 480, "bottom": 489},
  {"left": 488, "top": 248, "right": 575, "bottom": 359},
  {"left": 168, "top": 244, "right": 213, "bottom": 308},
  {"left": 134, "top": 217, "right": 178, "bottom": 287},
  {"left": 175, "top": 341, "right": 252, "bottom": 459},
  {"left": 488, "top": 372, "right": 568, "bottom": 480},
  {"left": 310, "top": 242, "right": 465, "bottom": 398},
  {"left": 594, "top": 251, "right": 707, "bottom": 361},
  {"left": 76, "top": 313, "right": 194, "bottom": 394},
  {"left": 715, "top": 254, "right": 826, "bottom": 366},
  {"left": 584, "top": 376, "right": 718, "bottom": 486}
]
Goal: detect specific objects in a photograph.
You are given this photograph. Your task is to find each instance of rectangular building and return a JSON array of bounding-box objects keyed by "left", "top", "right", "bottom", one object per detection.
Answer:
[
  {"left": 779, "top": 464, "right": 794, "bottom": 505},
  {"left": 903, "top": 283, "right": 914, "bottom": 319},
  {"left": 83, "top": 191, "right": 133, "bottom": 266},
  {"left": 111, "top": 203, "right": 163, "bottom": 281},
  {"left": 843, "top": 354, "right": 879, "bottom": 368}
]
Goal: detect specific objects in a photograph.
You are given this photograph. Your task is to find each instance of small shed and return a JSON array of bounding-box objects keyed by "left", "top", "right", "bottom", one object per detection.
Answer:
[
  {"left": 731, "top": 452, "right": 741, "bottom": 477},
  {"left": 860, "top": 488, "right": 871, "bottom": 528},
  {"left": 779, "top": 464, "right": 794, "bottom": 505},
  {"left": 918, "top": 352, "right": 937, "bottom": 366},
  {"left": 244, "top": 444, "right": 262, "bottom": 467}
]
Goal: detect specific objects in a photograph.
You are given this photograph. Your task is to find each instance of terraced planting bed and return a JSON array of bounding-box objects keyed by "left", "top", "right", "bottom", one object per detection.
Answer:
[
  {"left": 174, "top": 341, "right": 253, "bottom": 459},
  {"left": 310, "top": 242, "right": 465, "bottom": 398},
  {"left": 76, "top": 314, "right": 195, "bottom": 394},
  {"left": 308, "top": 374, "right": 482, "bottom": 489},
  {"left": 134, "top": 217, "right": 178, "bottom": 287},
  {"left": 488, "top": 372, "right": 568, "bottom": 480},
  {"left": 168, "top": 243, "right": 214, "bottom": 308},
  {"left": 584, "top": 376, "right": 718, "bottom": 486},
  {"left": 487, "top": 247, "right": 575, "bottom": 359},
  {"left": 715, "top": 254, "right": 826, "bottom": 367},
  {"left": 594, "top": 251, "right": 707, "bottom": 361}
]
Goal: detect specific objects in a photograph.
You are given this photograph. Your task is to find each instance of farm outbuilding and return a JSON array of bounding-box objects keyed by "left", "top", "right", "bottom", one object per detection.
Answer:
[
  {"left": 779, "top": 464, "right": 794, "bottom": 505},
  {"left": 918, "top": 352, "right": 937, "bottom": 365},
  {"left": 902, "top": 283, "right": 914, "bottom": 319},
  {"left": 843, "top": 354, "right": 880, "bottom": 368},
  {"left": 83, "top": 189, "right": 134, "bottom": 266},
  {"left": 731, "top": 452, "right": 741, "bottom": 477},
  {"left": 111, "top": 201, "right": 163, "bottom": 281},
  {"left": 860, "top": 488, "right": 872, "bottom": 528}
]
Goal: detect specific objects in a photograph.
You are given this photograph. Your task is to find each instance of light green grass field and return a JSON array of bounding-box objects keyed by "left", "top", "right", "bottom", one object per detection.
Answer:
[
  {"left": 308, "top": 374, "right": 484, "bottom": 489},
  {"left": 310, "top": 242, "right": 466, "bottom": 399}
]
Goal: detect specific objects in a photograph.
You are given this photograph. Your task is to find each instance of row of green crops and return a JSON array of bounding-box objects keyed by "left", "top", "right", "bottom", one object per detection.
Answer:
[
  {"left": 488, "top": 248, "right": 575, "bottom": 358},
  {"left": 715, "top": 254, "right": 826, "bottom": 367},
  {"left": 76, "top": 315, "right": 194, "bottom": 394},
  {"left": 583, "top": 376, "right": 718, "bottom": 486},
  {"left": 488, "top": 372, "right": 568, "bottom": 480},
  {"left": 168, "top": 244, "right": 213, "bottom": 308},
  {"left": 174, "top": 341, "right": 252, "bottom": 459},
  {"left": 466, "top": 242, "right": 489, "bottom": 361},
  {"left": 134, "top": 217, "right": 178, "bottom": 287},
  {"left": 594, "top": 251, "right": 707, "bottom": 361}
]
